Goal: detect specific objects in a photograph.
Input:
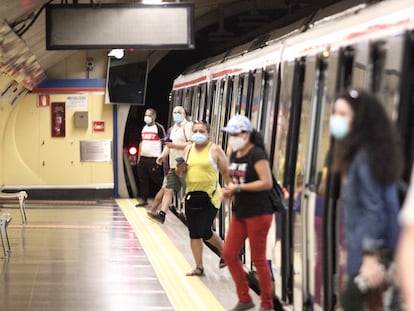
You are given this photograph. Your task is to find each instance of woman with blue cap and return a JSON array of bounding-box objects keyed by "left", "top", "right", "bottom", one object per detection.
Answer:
[{"left": 221, "top": 115, "right": 274, "bottom": 311}]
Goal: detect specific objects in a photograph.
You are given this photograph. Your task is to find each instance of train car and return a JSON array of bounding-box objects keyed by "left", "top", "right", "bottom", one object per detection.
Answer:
[{"left": 170, "top": 0, "right": 414, "bottom": 310}]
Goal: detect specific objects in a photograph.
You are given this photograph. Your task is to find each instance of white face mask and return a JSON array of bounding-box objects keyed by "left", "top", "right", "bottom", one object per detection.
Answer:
[
  {"left": 173, "top": 113, "right": 183, "bottom": 123},
  {"left": 228, "top": 135, "right": 247, "bottom": 151},
  {"left": 144, "top": 116, "right": 152, "bottom": 124},
  {"left": 329, "top": 115, "right": 350, "bottom": 139},
  {"left": 191, "top": 133, "right": 207, "bottom": 145}
]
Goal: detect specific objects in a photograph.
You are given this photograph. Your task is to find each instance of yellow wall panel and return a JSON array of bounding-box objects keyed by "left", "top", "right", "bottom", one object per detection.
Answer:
[{"left": 2, "top": 91, "right": 114, "bottom": 187}]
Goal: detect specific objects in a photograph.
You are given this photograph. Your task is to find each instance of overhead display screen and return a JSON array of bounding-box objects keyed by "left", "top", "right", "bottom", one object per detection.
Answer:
[{"left": 46, "top": 3, "right": 194, "bottom": 49}]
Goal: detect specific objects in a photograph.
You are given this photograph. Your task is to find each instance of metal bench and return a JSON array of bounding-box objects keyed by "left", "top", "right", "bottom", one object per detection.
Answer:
[
  {"left": 0, "top": 213, "right": 12, "bottom": 259},
  {"left": 0, "top": 191, "right": 28, "bottom": 224}
]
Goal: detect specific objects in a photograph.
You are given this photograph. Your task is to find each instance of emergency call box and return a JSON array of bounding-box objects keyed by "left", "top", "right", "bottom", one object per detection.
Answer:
[{"left": 74, "top": 111, "right": 88, "bottom": 128}]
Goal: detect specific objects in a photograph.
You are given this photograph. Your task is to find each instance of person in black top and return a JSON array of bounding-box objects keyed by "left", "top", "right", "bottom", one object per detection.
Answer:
[{"left": 221, "top": 115, "right": 274, "bottom": 311}]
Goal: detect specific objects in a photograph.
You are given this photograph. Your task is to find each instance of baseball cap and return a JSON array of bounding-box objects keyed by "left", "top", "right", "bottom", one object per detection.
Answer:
[{"left": 222, "top": 115, "right": 253, "bottom": 134}]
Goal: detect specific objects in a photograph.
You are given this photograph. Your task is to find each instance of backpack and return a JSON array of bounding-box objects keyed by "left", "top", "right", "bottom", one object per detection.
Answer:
[{"left": 268, "top": 174, "right": 288, "bottom": 213}]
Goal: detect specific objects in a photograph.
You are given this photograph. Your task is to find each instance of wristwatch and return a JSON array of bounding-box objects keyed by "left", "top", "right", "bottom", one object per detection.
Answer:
[{"left": 236, "top": 184, "right": 242, "bottom": 193}]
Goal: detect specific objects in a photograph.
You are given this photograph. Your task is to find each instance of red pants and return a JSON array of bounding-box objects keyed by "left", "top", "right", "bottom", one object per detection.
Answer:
[{"left": 222, "top": 213, "right": 273, "bottom": 310}]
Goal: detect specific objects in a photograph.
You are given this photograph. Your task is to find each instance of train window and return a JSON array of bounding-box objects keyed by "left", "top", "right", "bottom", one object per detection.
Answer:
[
  {"left": 172, "top": 89, "right": 183, "bottom": 108},
  {"left": 210, "top": 79, "right": 225, "bottom": 143},
  {"left": 251, "top": 69, "right": 264, "bottom": 129},
  {"left": 169, "top": 90, "right": 176, "bottom": 107},
  {"left": 205, "top": 80, "right": 216, "bottom": 123},
  {"left": 217, "top": 77, "right": 233, "bottom": 149},
  {"left": 191, "top": 85, "right": 201, "bottom": 119},
  {"left": 240, "top": 72, "right": 253, "bottom": 115},
  {"left": 198, "top": 83, "right": 208, "bottom": 121},
  {"left": 374, "top": 36, "right": 404, "bottom": 120},
  {"left": 369, "top": 40, "right": 386, "bottom": 94},
  {"left": 262, "top": 65, "right": 278, "bottom": 165},
  {"left": 273, "top": 62, "right": 294, "bottom": 182},
  {"left": 231, "top": 75, "right": 242, "bottom": 116},
  {"left": 297, "top": 58, "right": 314, "bottom": 189},
  {"left": 320, "top": 51, "right": 339, "bottom": 175},
  {"left": 336, "top": 46, "right": 354, "bottom": 93},
  {"left": 351, "top": 42, "right": 370, "bottom": 90},
  {"left": 183, "top": 87, "right": 194, "bottom": 116}
]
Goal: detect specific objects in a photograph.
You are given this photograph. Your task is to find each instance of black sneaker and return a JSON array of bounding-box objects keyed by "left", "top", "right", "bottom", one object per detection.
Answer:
[
  {"left": 135, "top": 201, "right": 148, "bottom": 207},
  {"left": 148, "top": 211, "right": 165, "bottom": 224}
]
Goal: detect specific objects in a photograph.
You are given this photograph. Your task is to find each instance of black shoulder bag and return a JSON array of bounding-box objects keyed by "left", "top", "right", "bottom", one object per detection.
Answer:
[{"left": 268, "top": 174, "right": 287, "bottom": 213}]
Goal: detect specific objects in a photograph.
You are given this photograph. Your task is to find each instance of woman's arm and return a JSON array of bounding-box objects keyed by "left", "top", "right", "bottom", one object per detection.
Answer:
[
  {"left": 396, "top": 225, "right": 414, "bottom": 309},
  {"left": 212, "top": 144, "right": 230, "bottom": 185}
]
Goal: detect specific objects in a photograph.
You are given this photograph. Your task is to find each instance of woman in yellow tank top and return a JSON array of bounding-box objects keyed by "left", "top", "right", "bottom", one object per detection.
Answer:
[{"left": 177, "top": 120, "right": 230, "bottom": 277}]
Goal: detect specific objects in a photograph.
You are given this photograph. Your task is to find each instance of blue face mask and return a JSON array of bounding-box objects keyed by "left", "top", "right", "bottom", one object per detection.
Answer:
[
  {"left": 191, "top": 133, "right": 207, "bottom": 145},
  {"left": 144, "top": 116, "right": 152, "bottom": 124},
  {"left": 329, "top": 115, "right": 350, "bottom": 139},
  {"left": 173, "top": 113, "right": 183, "bottom": 123}
]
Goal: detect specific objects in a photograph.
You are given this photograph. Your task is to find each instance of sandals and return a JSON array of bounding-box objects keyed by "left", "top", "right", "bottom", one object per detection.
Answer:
[
  {"left": 186, "top": 267, "right": 204, "bottom": 276},
  {"left": 219, "top": 257, "right": 227, "bottom": 269}
]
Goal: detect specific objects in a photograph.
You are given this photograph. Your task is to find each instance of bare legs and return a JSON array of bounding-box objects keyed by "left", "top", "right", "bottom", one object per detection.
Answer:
[
  {"left": 150, "top": 187, "right": 165, "bottom": 213},
  {"left": 150, "top": 187, "right": 175, "bottom": 212},
  {"left": 187, "top": 231, "right": 224, "bottom": 276}
]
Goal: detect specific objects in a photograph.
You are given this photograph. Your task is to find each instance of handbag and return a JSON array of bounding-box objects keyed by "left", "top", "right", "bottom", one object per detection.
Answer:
[{"left": 268, "top": 174, "right": 287, "bottom": 213}]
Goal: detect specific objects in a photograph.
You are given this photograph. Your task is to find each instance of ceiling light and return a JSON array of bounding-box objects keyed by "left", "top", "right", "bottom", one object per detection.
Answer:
[
  {"left": 142, "top": 0, "right": 163, "bottom": 4},
  {"left": 108, "top": 49, "right": 124, "bottom": 59}
]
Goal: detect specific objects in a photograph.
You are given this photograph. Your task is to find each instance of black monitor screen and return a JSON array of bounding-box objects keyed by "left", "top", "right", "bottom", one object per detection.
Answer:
[{"left": 106, "top": 58, "right": 148, "bottom": 105}]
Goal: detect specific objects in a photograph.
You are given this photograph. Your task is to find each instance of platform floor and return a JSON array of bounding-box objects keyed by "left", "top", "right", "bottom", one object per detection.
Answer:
[{"left": 0, "top": 199, "right": 261, "bottom": 311}]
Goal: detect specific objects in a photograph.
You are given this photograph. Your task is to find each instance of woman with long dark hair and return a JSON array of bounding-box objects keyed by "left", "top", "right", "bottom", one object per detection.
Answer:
[{"left": 330, "top": 89, "right": 403, "bottom": 310}]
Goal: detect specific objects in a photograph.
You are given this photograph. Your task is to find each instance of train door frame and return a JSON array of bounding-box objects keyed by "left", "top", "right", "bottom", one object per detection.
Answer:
[
  {"left": 272, "top": 56, "right": 306, "bottom": 305},
  {"left": 398, "top": 31, "right": 414, "bottom": 179},
  {"left": 285, "top": 57, "right": 306, "bottom": 306},
  {"left": 298, "top": 52, "right": 330, "bottom": 311},
  {"left": 262, "top": 64, "right": 279, "bottom": 161},
  {"left": 219, "top": 74, "right": 243, "bottom": 240},
  {"left": 216, "top": 75, "right": 233, "bottom": 239},
  {"left": 260, "top": 62, "right": 287, "bottom": 309},
  {"left": 321, "top": 45, "right": 356, "bottom": 311}
]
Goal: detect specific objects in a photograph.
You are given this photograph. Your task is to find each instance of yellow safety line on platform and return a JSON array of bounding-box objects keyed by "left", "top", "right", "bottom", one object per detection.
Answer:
[{"left": 117, "top": 199, "right": 225, "bottom": 311}]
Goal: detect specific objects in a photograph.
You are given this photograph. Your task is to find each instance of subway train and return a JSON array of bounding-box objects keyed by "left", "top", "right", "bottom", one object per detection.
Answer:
[{"left": 167, "top": 0, "right": 414, "bottom": 309}]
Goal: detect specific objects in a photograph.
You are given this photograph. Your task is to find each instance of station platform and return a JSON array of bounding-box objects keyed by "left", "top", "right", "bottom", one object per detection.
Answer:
[{"left": 0, "top": 198, "right": 261, "bottom": 311}]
